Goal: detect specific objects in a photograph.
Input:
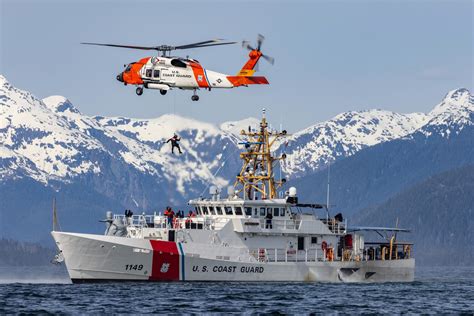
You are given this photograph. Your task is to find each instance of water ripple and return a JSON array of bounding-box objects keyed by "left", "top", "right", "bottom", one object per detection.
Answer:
[{"left": 0, "top": 267, "right": 473, "bottom": 314}]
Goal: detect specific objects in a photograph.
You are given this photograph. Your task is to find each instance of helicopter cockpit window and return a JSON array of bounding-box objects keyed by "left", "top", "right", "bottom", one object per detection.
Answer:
[
  {"left": 170, "top": 59, "right": 187, "bottom": 68},
  {"left": 125, "top": 64, "right": 133, "bottom": 72}
]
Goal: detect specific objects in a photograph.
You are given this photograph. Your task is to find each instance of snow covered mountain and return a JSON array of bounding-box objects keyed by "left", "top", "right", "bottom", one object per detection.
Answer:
[
  {"left": 1, "top": 74, "right": 473, "bottom": 243},
  {"left": 0, "top": 75, "right": 240, "bottom": 206},
  {"left": 1, "top": 73, "right": 472, "bottom": 204},
  {"left": 280, "top": 88, "right": 473, "bottom": 178},
  {"left": 419, "top": 88, "right": 474, "bottom": 138},
  {"left": 220, "top": 117, "right": 261, "bottom": 140},
  {"left": 281, "top": 110, "right": 428, "bottom": 178}
]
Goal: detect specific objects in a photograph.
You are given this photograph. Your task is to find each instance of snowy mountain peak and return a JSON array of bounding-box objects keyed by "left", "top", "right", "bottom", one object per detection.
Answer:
[
  {"left": 442, "top": 88, "right": 472, "bottom": 103},
  {"left": 424, "top": 88, "right": 473, "bottom": 135},
  {"left": 42, "top": 96, "right": 80, "bottom": 114},
  {"left": 281, "top": 109, "right": 428, "bottom": 178},
  {"left": 220, "top": 117, "right": 260, "bottom": 138}
]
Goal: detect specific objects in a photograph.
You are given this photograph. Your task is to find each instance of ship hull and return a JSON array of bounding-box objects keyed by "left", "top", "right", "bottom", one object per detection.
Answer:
[{"left": 52, "top": 232, "right": 415, "bottom": 283}]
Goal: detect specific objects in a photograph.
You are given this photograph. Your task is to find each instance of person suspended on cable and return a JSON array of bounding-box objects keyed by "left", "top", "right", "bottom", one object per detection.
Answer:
[{"left": 166, "top": 134, "right": 182, "bottom": 154}]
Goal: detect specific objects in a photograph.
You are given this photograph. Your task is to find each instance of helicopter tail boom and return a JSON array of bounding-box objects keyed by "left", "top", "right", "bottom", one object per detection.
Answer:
[
  {"left": 227, "top": 75, "right": 269, "bottom": 87},
  {"left": 237, "top": 50, "right": 262, "bottom": 76}
]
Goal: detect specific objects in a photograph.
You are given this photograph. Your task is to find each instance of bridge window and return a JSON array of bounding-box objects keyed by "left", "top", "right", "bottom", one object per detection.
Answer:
[
  {"left": 260, "top": 207, "right": 266, "bottom": 217},
  {"left": 194, "top": 207, "right": 200, "bottom": 215},
  {"left": 235, "top": 207, "right": 243, "bottom": 216},
  {"left": 202, "top": 206, "right": 209, "bottom": 215},
  {"left": 281, "top": 208, "right": 286, "bottom": 216},
  {"left": 153, "top": 69, "right": 160, "bottom": 78},
  {"left": 225, "top": 206, "right": 233, "bottom": 215},
  {"left": 273, "top": 208, "right": 280, "bottom": 217},
  {"left": 216, "top": 206, "right": 223, "bottom": 215},
  {"left": 311, "top": 236, "right": 318, "bottom": 244},
  {"left": 245, "top": 207, "right": 252, "bottom": 216},
  {"left": 209, "top": 206, "right": 216, "bottom": 215}
]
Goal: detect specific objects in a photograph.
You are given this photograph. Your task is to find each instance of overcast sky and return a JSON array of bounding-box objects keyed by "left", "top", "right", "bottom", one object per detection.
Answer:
[{"left": 1, "top": 0, "right": 472, "bottom": 131}]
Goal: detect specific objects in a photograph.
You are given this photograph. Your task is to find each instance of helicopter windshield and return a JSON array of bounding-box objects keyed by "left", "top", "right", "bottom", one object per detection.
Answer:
[{"left": 125, "top": 63, "right": 133, "bottom": 72}]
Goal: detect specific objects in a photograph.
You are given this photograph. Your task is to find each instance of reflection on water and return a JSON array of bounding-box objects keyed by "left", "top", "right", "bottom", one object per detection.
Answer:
[{"left": 0, "top": 266, "right": 472, "bottom": 313}]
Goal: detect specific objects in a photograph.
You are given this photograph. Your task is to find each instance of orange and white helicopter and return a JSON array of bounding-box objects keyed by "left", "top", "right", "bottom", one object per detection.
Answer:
[{"left": 82, "top": 35, "right": 274, "bottom": 101}]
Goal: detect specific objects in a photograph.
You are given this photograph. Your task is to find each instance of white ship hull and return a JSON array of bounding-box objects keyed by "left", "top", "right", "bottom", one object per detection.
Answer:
[{"left": 52, "top": 231, "right": 415, "bottom": 283}]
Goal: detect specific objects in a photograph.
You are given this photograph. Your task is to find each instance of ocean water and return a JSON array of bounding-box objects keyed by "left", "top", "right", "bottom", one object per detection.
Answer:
[{"left": 0, "top": 266, "right": 473, "bottom": 314}]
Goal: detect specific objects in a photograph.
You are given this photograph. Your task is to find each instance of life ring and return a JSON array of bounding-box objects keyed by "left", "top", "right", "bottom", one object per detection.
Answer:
[{"left": 321, "top": 241, "right": 328, "bottom": 251}]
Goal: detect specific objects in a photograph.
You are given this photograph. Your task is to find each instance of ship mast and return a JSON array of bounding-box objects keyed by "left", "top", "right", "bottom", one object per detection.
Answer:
[{"left": 234, "top": 109, "right": 288, "bottom": 199}]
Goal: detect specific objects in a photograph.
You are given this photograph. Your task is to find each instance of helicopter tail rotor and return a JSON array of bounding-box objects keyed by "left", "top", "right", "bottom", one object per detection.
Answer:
[
  {"left": 241, "top": 34, "right": 275, "bottom": 66},
  {"left": 237, "top": 34, "right": 274, "bottom": 76}
]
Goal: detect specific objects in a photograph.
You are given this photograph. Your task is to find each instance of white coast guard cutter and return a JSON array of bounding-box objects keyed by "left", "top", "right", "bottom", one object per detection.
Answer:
[{"left": 51, "top": 111, "right": 415, "bottom": 283}]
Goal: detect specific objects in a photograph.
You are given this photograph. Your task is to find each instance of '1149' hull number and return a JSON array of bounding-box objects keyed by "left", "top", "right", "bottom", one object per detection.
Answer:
[{"left": 125, "top": 264, "right": 143, "bottom": 271}]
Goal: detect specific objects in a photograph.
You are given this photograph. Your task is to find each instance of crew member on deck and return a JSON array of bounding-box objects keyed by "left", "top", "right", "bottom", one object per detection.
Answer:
[
  {"left": 265, "top": 210, "right": 273, "bottom": 229},
  {"left": 164, "top": 206, "right": 174, "bottom": 228}
]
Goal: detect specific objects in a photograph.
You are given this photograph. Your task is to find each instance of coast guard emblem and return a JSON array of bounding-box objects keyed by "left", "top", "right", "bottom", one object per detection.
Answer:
[{"left": 160, "top": 263, "right": 170, "bottom": 273}]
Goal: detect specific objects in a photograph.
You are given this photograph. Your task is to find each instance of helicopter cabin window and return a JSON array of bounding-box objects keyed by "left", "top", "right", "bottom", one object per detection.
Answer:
[
  {"left": 153, "top": 69, "right": 160, "bottom": 78},
  {"left": 146, "top": 69, "right": 152, "bottom": 77},
  {"left": 209, "top": 206, "right": 216, "bottom": 215},
  {"left": 216, "top": 206, "right": 223, "bottom": 215},
  {"left": 202, "top": 206, "right": 209, "bottom": 215},
  {"left": 225, "top": 206, "right": 233, "bottom": 215},
  {"left": 235, "top": 207, "right": 243, "bottom": 216},
  {"left": 245, "top": 207, "right": 252, "bottom": 216},
  {"left": 260, "top": 207, "right": 266, "bottom": 217},
  {"left": 273, "top": 208, "right": 280, "bottom": 217},
  {"left": 170, "top": 59, "right": 187, "bottom": 68}
]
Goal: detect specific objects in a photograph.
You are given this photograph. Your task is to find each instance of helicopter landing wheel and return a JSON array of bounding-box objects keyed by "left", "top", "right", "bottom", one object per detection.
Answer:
[
  {"left": 136, "top": 87, "right": 143, "bottom": 96},
  {"left": 160, "top": 90, "right": 167, "bottom": 96},
  {"left": 191, "top": 95, "right": 199, "bottom": 101}
]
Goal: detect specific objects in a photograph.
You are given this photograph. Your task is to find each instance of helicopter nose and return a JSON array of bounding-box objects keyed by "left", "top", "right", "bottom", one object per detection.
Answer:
[{"left": 116, "top": 72, "right": 123, "bottom": 82}]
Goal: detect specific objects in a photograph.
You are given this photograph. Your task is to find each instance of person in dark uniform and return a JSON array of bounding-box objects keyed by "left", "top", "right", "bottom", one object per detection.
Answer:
[
  {"left": 166, "top": 134, "right": 182, "bottom": 154},
  {"left": 265, "top": 211, "right": 273, "bottom": 229}
]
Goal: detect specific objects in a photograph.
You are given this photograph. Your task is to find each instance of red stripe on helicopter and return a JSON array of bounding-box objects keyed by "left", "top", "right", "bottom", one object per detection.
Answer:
[
  {"left": 189, "top": 62, "right": 210, "bottom": 88},
  {"left": 149, "top": 240, "right": 180, "bottom": 281}
]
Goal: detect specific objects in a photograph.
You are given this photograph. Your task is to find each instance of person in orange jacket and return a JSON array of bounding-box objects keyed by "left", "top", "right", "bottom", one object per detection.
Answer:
[{"left": 164, "top": 206, "right": 174, "bottom": 227}]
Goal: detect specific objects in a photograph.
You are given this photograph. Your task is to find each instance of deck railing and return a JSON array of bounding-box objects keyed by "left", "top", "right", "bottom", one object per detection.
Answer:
[
  {"left": 249, "top": 245, "right": 412, "bottom": 263},
  {"left": 114, "top": 214, "right": 303, "bottom": 231}
]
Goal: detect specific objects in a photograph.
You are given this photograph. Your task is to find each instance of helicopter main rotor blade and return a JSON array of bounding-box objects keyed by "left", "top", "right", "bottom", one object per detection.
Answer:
[
  {"left": 82, "top": 39, "right": 236, "bottom": 52},
  {"left": 176, "top": 41, "right": 236, "bottom": 50},
  {"left": 81, "top": 42, "right": 157, "bottom": 50}
]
